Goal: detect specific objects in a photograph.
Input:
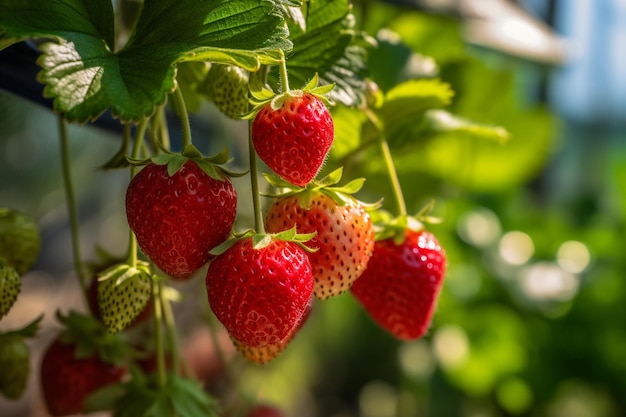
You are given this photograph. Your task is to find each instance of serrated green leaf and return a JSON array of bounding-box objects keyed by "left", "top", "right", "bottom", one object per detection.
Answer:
[
  {"left": 269, "top": 0, "right": 368, "bottom": 106},
  {"left": 0, "top": 0, "right": 292, "bottom": 122},
  {"left": 425, "top": 110, "right": 510, "bottom": 143},
  {"left": 329, "top": 104, "right": 367, "bottom": 160}
]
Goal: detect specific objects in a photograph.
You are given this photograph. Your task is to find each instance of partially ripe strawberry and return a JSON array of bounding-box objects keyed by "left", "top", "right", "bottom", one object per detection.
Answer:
[
  {"left": 40, "top": 338, "right": 126, "bottom": 416},
  {"left": 206, "top": 237, "right": 313, "bottom": 348},
  {"left": 0, "top": 207, "right": 40, "bottom": 275},
  {"left": 350, "top": 229, "right": 446, "bottom": 340},
  {"left": 126, "top": 161, "right": 237, "bottom": 279},
  {"left": 252, "top": 92, "right": 333, "bottom": 187},
  {"left": 0, "top": 334, "right": 30, "bottom": 399},
  {"left": 201, "top": 64, "right": 249, "bottom": 119},
  {"left": 0, "top": 261, "right": 20, "bottom": 319},
  {"left": 265, "top": 192, "right": 374, "bottom": 299}
]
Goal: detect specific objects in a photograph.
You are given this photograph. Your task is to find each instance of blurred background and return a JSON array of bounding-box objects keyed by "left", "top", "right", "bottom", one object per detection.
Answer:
[{"left": 1, "top": 0, "right": 625, "bottom": 416}]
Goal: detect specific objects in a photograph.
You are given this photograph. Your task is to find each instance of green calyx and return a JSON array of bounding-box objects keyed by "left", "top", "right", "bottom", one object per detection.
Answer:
[
  {"left": 55, "top": 310, "right": 132, "bottom": 366},
  {"left": 0, "top": 315, "right": 42, "bottom": 340},
  {"left": 372, "top": 200, "right": 442, "bottom": 244},
  {"left": 243, "top": 72, "right": 335, "bottom": 119},
  {"left": 127, "top": 147, "right": 246, "bottom": 181},
  {"left": 263, "top": 167, "right": 380, "bottom": 211},
  {"left": 209, "top": 227, "right": 318, "bottom": 256}
]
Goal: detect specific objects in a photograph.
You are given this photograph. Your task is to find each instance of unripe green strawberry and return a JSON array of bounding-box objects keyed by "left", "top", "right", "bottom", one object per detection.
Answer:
[
  {"left": 0, "top": 260, "right": 20, "bottom": 319},
  {"left": 0, "top": 316, "right": 41, "bottom": 400},
  {"left": 201, "top": 64, "right": 249, "bottom": 119},
  {"left": 96, "top": 262, "right": 152, "bottom": 334},
  {"left": 0, "top": 208, "right": 41, "bottom": 275},
  {"left": 0, "top": 334, "right": 30, "bottom": 399}
]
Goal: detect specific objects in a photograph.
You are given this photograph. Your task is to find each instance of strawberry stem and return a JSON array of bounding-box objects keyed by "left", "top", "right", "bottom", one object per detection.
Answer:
[
  {"left": 278, "top": 53, "right": 290, "bottom": 93},
  {"left": 248, "top": 120, "right": 265, "bottom": 233},
  {"left": 152, "top": 279, "right": 167, "bottom": 388},
  {"left": 127, "top": 119, "right": 149, "bottom": 268},
  {"left": 160, "top": 286, "right": 185, "bottom": 377},
  {"left": 363, "top": 108, "right": 407, "bottom": 216},
  {"left": 58, "top": 117, "right": 89, "bottom": 310},
  {"left": 171, "top": 82, "right": 193, "bottom": 151}
]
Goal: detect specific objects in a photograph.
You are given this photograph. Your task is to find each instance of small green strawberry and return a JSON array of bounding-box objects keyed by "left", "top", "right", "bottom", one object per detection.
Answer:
[
  {"left": 96, "top": 261, "right": 153, "bottom": 334},
  {"left": 200, "top": 64, "right": 249, "bottom": 119},
  {"left": 0, "top": 208, "right": 40, "bottom": 275},
  {"left": 0, "top": 260, "right": 20, "bottom": 319},
  {"left": 0, "top": 316, "right": 42, "bottom": 399}
]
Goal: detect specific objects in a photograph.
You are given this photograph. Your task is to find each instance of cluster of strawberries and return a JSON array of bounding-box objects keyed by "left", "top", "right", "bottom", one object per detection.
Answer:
[{"left": 125, "top": 84, "right": 447, "bottom": 365}]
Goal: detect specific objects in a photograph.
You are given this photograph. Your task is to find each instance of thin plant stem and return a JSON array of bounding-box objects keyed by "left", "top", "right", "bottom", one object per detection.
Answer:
[
  {"left": 278, "top": 53, "right": 290, "bottom": 93},
  {"left": 126, "top": 120, "right": 149, "bottom": 267},
  {"left": 153, "top": 279, "right": 167, "bottom": 388},
  {"left": 160, "top": 287, "right": 187, "bottom": 377},
  {"left": 248, "top": 120, "right": 265, "bottom": 233},
  {"left": 57, "top": 117, "right": 89, "bottom": 309},
  {"left": 171, "top": 84, "right": 193, "bottom": 150},
  {"left": 363, "top": 108, "right": 407, "bottom": 217}
]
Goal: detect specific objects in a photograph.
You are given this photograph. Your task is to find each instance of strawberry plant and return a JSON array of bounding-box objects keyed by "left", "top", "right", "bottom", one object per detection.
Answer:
[{"left": 0, "top": 0, "right": 541, "bottom": 416}]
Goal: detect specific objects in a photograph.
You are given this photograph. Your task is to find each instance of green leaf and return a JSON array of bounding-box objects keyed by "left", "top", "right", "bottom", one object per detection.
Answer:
[
  {"left": 270, "top": 0, "right": 369, "bottom": 106},
  {"left": 424, "top": 110, "right": 510, "bottom": 144},
  {"left": 380, "top": 78, "right": 454, "bottom": 145},
  {"left": 0, "top": 0, "right": 292, "bottom": 122}
]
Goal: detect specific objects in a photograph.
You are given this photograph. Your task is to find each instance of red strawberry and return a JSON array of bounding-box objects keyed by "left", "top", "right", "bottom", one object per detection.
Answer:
[
  {"left": 265, "top": 192, "right": 374, "bottom": 299},
  {"left": 246, "top": 404, "right": 286, "bottom": 417},
  {"left": 252, "top": 92, "right": 333, "bottom": 187},
  {"left": 206, "top": 236, "right": 313, "bottom": 348},
  {"left": 126, "top": 160, "right": 237, "bottom": 279},
  {"left": 231, "top": 299, "right": 313, "bottom": 364},
  {"left": 40, "top": 338, "right": 126, "bottom": 416},
  {"left": 350, "top": 229, "right": 446, "bottom": 340}
]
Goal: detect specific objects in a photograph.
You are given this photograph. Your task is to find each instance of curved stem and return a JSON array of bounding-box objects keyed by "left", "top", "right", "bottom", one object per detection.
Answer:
[
  {"left": 248, "top": 120, "right": 265, "bottom": 233},
  {"left": 58, "top": 117, "right": 89, "bottom": 308},
  {"left": 364, "top": 108, "right": 407, "bottom": 216},
  {"left": 171, "top": 84, "right": 193, "bottom": 151}
]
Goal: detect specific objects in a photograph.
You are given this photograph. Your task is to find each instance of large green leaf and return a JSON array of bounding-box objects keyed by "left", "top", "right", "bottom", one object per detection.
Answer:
[
  {"left": 0, "top": 0, "right": 291, "bottom": 123},
  {"left": 271, "top": 0, "right": 369, "bottom": 106}
]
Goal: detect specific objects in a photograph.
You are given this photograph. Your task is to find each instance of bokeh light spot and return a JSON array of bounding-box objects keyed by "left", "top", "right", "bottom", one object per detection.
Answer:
[
  {"left": 499, "top": 231, "right": 534, "bottom": 265},
  {"left": 433, "top": 325, "right": 469, "bottom": 369},
  {"left": 557, "top": 240, "right": 591, "bottom": 274}
]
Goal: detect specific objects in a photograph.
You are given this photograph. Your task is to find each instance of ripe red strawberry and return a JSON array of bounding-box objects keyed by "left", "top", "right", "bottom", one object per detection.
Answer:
[
  {"left": 0, "top": 207, "right": 40, "bottom": 275},
  {"left": 40, "top": 338, "right": 127, "bottom": 416},
  {"left": 126, "top": 160, "right": 237, "bottom": 279},
  {"left": 246, "top": 404, "right": 286, "bottom": 417},
  {"left": 0, "top": 261, "right": 20, "bottom": 319},
  {"left": 252, "top": 92, "right": 333, "bottom": 186},
  {"left": 265, "top": 192, "right": 374, "bottom": 299},
  {"left": 350, "top": 229, "right": 446, "bottom": 340},
  {"left": 206, "top": 236, "right": 313, "bottom": 348},
  {"left": 231, "top": 299, "right": 312, "bottom": 364},
  {"left": 201, "top": 64, "right": 249, "bottom": 119}
]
